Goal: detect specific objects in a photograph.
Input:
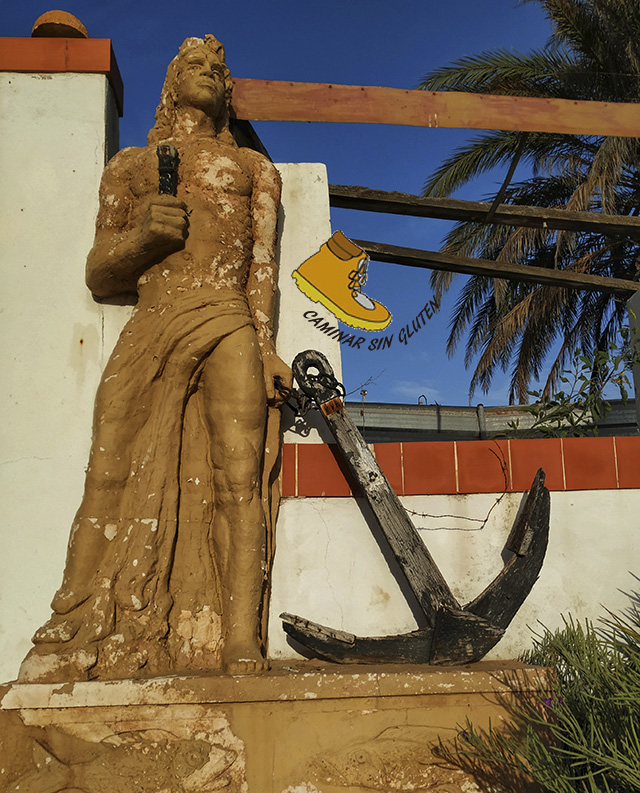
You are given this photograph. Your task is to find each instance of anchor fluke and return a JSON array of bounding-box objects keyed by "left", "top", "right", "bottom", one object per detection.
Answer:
[{"left": 281, "top": 613, "right": 433, "bottom": 665}]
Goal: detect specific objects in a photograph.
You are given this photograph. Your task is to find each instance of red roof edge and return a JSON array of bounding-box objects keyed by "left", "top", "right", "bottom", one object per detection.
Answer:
[{"left": 0, "top": 37, "right": 123, "bottom": 116}]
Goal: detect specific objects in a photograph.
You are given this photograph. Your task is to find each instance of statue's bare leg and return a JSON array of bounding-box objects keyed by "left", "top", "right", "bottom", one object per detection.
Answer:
[
  {"left": 200, "top": 324, "right": 268, "bottom": 674},
  {"left": 40, "top": 400, "right": 143, "bottom": 641}
]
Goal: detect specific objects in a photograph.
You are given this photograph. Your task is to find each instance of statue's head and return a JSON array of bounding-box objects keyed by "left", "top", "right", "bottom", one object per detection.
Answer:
[{"left": 148, "top": 35, "right": 234, "bottom": 144}]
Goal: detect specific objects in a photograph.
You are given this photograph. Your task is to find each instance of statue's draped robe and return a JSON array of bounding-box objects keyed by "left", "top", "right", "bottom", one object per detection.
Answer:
[{"left": 24, "top": 287, "right": 280, "bottom": 680}]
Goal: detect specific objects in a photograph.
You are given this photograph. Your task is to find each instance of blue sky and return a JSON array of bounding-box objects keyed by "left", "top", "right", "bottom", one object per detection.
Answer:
[{"left": 5, "top": 1, "right": 553, "bottom": 405}]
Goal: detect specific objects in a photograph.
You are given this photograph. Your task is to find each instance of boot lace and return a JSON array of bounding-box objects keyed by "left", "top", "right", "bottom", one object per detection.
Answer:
[{"left": 348, "top": 256, "right": 370, "bottom": 297}]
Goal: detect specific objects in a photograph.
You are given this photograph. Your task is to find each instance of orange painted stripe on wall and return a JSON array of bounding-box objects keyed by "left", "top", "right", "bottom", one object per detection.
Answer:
[{"left": 281, "top": 437, "right": 640, "bottom": 497}]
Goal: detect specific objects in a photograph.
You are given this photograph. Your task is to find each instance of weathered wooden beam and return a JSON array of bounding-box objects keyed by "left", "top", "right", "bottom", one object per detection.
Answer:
[
  {"left": 231, "top": 79, "right": 640, "bottom": 137},
  {"left": 330, "top": 185, "right": 640, "bottom": 238},
  {"left": 353, "top": 239, "right": 640, "bottom": 295}
]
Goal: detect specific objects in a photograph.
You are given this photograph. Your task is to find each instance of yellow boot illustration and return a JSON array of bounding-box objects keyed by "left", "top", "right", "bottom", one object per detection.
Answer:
[{"left": 292, "top": 231, "right": 392, "bottom": 331}]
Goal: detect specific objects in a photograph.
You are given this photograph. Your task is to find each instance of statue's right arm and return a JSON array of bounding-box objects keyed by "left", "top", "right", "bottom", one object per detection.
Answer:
[{"left": 86, "top": 149, "right": 189, "bottom": 298}]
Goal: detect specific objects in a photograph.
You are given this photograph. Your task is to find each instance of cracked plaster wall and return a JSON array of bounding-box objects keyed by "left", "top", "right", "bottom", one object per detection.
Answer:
[{"left": 268, "top": 489, "right": 640, "bottom": 661}]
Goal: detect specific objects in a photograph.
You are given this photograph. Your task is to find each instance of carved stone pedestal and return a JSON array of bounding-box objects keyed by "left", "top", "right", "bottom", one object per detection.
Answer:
[{"left": 0, "top": 661, "right": 545, "bottom": 793}]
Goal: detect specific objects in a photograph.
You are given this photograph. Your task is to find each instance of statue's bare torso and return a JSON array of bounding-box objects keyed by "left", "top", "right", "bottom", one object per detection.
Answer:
[
  {"left": 95, "top": 138, "right": 280, "bottom": 316},
  {"left": 139, "top": 145, "right": 250, "bottom": 294}
]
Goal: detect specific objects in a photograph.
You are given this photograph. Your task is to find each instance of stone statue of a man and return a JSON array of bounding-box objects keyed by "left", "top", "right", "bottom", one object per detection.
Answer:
[{"left": 20, "top": 35, "right": 291, "bottom": 681}]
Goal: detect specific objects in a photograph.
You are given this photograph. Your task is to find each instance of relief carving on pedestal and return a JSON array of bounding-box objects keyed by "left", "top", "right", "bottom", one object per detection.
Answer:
[
  {"left": 7, "top": 718, "right": 247, "bottom": 793},
  {"left": 305, "top": 726, "right": 480, "bottom": 793}
]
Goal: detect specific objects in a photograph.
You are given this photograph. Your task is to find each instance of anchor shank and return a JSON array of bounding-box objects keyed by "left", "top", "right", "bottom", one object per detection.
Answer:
[{"left": 322, "top": 405, "right": 460, "bottom": 624}]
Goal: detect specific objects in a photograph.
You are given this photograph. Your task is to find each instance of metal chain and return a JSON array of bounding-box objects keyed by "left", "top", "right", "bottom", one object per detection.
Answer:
[
  {"left": 273, "top": 377, "right": 312, "bottom": 416},
  {"left": 274, "top": 371, "right": 345, "bottom": 416},
  {"left": 303, "top": 369, "right": 346, "bottom": 400}
]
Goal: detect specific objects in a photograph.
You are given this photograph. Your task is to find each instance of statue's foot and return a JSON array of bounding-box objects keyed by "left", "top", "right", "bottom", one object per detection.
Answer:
[
  {"left": 221, "top": 640, "right": 268, "bottom": 675},
  {"left": 19, "top": 645, "right": 97, "bottom": 682},
  {"left": 33, "top": 613, "right": 80, "bottom": 644},
  {"left": 51, "top": 584, "right": 91, "bottom": 615}
]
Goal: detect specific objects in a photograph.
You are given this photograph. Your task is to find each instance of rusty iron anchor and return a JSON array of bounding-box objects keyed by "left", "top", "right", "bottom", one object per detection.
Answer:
[{"left": 280, "top": 349, "right": 550, "bottom": 665}]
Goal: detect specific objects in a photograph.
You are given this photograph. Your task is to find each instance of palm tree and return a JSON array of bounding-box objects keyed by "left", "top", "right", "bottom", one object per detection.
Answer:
[{"left": 418, "top": 0, "right": 640, "bottom": 403}]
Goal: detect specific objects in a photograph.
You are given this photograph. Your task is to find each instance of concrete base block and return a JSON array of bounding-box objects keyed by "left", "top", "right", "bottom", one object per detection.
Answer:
[{"left": 1, "top": 662, "right": 546, "bottom": 792}]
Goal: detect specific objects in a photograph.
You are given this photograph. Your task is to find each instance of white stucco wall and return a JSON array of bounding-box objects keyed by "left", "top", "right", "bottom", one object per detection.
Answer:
[
  {"left": 275, "top": 163, "right": 340, "bottom": 378},
  {"left": 275, "top": 163, "right": 342, "bottom": 445},
  {"left": 0, "top": 72, "right": 121, "bottom": 682},
  {"left": 269, "top": 489, "right": 640, "bottom": 661}
]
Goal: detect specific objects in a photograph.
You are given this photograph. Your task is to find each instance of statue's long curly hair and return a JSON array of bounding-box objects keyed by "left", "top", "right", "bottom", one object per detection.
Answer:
[{"left": 147, "top": 35, "right": 234, "bottom": 145}]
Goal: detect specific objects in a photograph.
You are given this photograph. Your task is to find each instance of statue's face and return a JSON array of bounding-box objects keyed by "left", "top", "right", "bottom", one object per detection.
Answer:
[{"left": 174, "top": 48, "right": 227, "bottom": 117}]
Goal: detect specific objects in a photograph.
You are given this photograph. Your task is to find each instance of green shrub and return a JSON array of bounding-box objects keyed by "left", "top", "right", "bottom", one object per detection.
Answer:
[
  {"left": 499, "top": 327, "right": 639, "bottom": 439},
  {"left": 444, "top": 587, "right": 640, "bottom": 792}
]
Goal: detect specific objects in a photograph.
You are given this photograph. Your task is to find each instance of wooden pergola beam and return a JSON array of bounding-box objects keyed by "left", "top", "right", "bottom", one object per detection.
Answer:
[
  {"left": 354, "top": 240, "right": 640, "bottom": 295},
  {"left": 329, "top": 184, "right": 640, "bottom": 237},
  {"left": 229, "top": 81, "right": 640, "bottom": 293},
  {"left": 232, "top": 79, "right": 640, "bottom": 137}
]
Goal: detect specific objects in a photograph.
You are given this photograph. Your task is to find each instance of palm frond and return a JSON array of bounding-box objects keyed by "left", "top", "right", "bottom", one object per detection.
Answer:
[
  {"left": 420, "top": 0, "right": 640, "bottom": 402},
  {"left": 418, "top": 47, "right": 578, "bottom": 97}
]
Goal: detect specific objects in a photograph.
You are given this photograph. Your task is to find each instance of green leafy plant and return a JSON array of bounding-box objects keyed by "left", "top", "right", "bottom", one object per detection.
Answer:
[
  {"left": 499, "top": 326, "right": 639, "bottom": 438},
  {"left": 439, "top": 587, "right": 640, "bottom": 792}
]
